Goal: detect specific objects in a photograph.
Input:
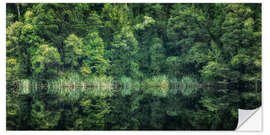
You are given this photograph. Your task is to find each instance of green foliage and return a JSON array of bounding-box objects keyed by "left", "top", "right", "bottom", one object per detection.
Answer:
[
  {"left": 166, "top": 56, "right": 182, "bottom": 77},
  {"left": 200, "top": 62, "right": 230, "bottom": 82},
  {"left": 31, "top": 44, "right": 61, "bottom": 79},
  {"left": 149, "top": 38, "right": 166, "bottom": 74},
  {"left": 82, "top": 32, "right": 110, "bottom": 76},
  {"left": 134, "top": 16, "right": 166, "bottom": 76},
  {"left": 6, "top": 58, "right": 17, "bottom": 82},
  {"left": 6, "top": 13, "right": 15, "bottom": 27},
  {"left": 134, "top": 16, "right": 155, "bottom": 30},
  {"left": 7, "top": 21, "right": 44, "bottom": 78},
  {"left": 64, "top": 34, "right": 83, "bottom": 69},
  {"left": 6, "top": 95, "right": 21, "bottom": 130},
  {"left": 30, "top": 100, "right": 61, "bottom": 129},
  {"left": 73, "top": 97, "right": 110, "bottom": 130},
  {"left": 110, "top": 26, "right": 140, "bottom": 78},
  {"left": 120, "top": 76, "right": 140, "bottom": 96},
  {"left": 180, "top": 76, "right": 199, "bottom": 96},
  {"left": 79, "top": 66, "right": 92, "bottom": 77},
  {"left": 6, "top": 3, "right": 261, "bottom": 130},
  {"left": 240, "top": 92, "right": 261, "bottom": 109},
  {"left": 143, "top": 75, "right": 169, "bottom": 97},
  {"left": 101, "top": 4, "right": 130, "bottom": 34}
]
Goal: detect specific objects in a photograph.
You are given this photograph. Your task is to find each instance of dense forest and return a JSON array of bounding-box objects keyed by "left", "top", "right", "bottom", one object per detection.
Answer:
[{"left": 6, "top": 3, "right": 261, "bottom": 130}]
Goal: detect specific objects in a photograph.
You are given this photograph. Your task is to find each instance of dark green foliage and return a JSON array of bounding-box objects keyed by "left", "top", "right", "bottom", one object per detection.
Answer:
[
  {"left": 6, "top": 3, "right": 261, "bottom": 130},
  {"left": 29, "top": 100, "right": 61, "bottom": 129},
  {"left": 110, "top": 26, "right": 140, "bottom": 78}
]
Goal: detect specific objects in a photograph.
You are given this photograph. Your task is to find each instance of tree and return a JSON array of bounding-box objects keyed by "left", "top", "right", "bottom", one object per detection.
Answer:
[
  {"left": 221, "top": 4, "right": 261, "bottom": 83},
  {"left": 149, "top": 38, "right": 166, "bottom": 75},
  {"left": 81, "top": 32, "right": 110, "bottom": 76},
  {"left": 7, "top": 21, "right": 44, "bottom": 78},
  {"left": 31, "top": 44, "right": 61, "bottom": 79},
  {"left": 110, "top": 26, "right": 140, "bottom": 78},
  {"left": 134, "top": 16, "right": 166, "bottom": 75},
  {"left": 6, "top": 3, "right": 261, "bottom": 130},
  {"left": 167, "top": 4, "right": 212, "bottom": 77},
  {"left": 101, "top": 3, "right": 131, "bottom": 55},
  {"left": 63, "top": 34, "right": 83, "bottom": 69}
]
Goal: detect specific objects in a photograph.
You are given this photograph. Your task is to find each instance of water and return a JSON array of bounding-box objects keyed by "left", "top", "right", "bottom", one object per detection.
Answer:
[{"left": 16, "top": 79, "right": 260, "bottom": 130}]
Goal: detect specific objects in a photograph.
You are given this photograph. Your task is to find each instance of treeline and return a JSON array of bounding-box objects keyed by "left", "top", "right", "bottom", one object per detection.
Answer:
[{"left": 6, "top": 3, "right": 261, "bottom": 130}]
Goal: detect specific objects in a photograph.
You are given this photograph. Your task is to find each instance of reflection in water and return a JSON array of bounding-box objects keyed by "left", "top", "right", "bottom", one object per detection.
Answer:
[
  {"left": 19, "top": 79, "right": 38, "bottom": 95},
  {"left": 17, "top": 77, "right": 261, "bottom": 130},
  {"left": 47, "top": 80, "right": 114, "bottom": 102},
  {"left": 19, "top": 77, "right": 197, "bottom": 100},
  {"left": 17, "top": 77, "right": 219, "bottom": 101}
]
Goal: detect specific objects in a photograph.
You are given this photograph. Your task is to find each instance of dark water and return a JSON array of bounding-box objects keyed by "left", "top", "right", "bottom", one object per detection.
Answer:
[{"left": 17, "top": 79, "right": 260, "bottom": 130}]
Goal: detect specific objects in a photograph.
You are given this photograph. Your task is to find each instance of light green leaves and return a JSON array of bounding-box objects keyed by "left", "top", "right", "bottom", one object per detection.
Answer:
[
  {"left": 31, "top": 44, "right": 61, "bottom": 78},
  {"left": 135, "top": 16, "right": 155, "bottom": 30},
  {"left": 64, "top": 34, "right": 83, "bottom": 68},
  {"left": 83, "top": 32, "right": 109, "bottom": 76}
]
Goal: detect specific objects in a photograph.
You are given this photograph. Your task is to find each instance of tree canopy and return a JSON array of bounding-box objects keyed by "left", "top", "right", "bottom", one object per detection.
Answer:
[{"left": 6, "top": 3, "right": 261, "bottom": 130}]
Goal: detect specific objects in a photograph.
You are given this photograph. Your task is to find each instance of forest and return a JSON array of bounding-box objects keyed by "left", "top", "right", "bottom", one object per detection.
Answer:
[{"left": 6, "top": 3, "right": 261, "bottom": 130}]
